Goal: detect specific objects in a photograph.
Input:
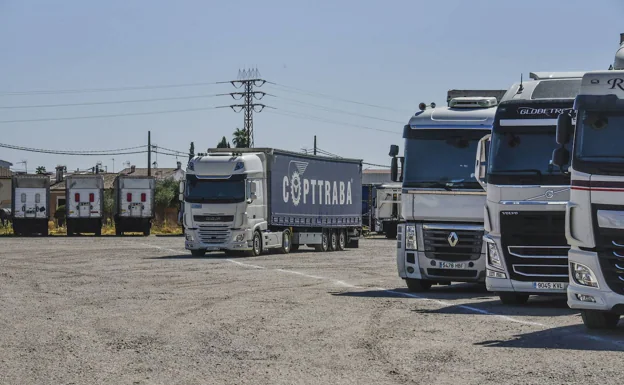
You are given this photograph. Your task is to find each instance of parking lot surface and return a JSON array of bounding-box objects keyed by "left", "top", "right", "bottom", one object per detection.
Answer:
[{"left": 0, "top": 236, "right": 622, "bottom": 385}]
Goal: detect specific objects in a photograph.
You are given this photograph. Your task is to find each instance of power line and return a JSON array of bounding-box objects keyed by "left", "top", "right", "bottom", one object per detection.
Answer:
[
  {"left": 266, "top": 82, "right": 412, "bottom": 114},
  {"left": 0, "top": 142, "right": 148, "bottom": 156},
  {"left": 267, "top": 109, "right": 401, "bottom": 135},
  {"left": 0, "top": 81, "right": 222, "bottom": 96},
  {"left": 314, "top": 146, "right": 390, "bottom": 169},
  {"left": 0, "top": 106, "right": 220, "bottom": 124},
  {"left": 0, "top": 94, "right": 222, "bottom": 109},
  {"left": 152, "top": 145, "right": 187, "bottom": 155},
  {"left": 269, "top": 94, "right": 405, "bottom": 125}
]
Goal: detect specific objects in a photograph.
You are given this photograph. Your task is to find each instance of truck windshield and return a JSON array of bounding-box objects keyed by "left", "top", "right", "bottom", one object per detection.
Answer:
[
  {"left": 488, "top": 127, "right": 568, "bottom": 185},
  {"left": 576, "top": 111, "right": 624, "bottom": 162},
  {"left": 185, "top": 175, "right": 246, "bottom": 203},
  {"left": 403, "top": 130, "right": 488, "bottom": 190}
]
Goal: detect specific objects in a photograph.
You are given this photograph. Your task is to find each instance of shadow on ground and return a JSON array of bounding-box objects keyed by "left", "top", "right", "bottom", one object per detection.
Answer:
[
  {"left": 475, "top": 324, "right": 624, "bottom": 351},
  {"left": 332, "top": 283, "right": 492, "bottom": 301}
]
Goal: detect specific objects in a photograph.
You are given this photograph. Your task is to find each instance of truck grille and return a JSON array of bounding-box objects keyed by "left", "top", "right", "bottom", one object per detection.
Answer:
[
  {"left": 198, "top": 224, "right": 230, "bottom": 245},
  {"left": 423, "top": 227, "right": 483, "bottom": 262},
  {"left": 593, "top": 205, "right": 624, "bottom": 295},
  {"left": 194, "top": 215, "right": 234, "bottom": 223},
  {"left": 500, "top": 211, "right": 568, "bottom": 282}
]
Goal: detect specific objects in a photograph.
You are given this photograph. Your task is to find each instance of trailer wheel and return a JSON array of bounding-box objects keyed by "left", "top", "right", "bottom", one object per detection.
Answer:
[
  {"left": 143, "top": 224, "right": 151, "bottom": 237},
  {"left": 337, "top": 230, "right": 346, "bottom": 251},
  {"left": 315, "top": 229, "right": 329, "bottom": 252},
  {"left": 252, "top": 231, "right": 263, "bottom": 256},
  {"left": 116, "top": 228, "right": 122, "bottom": 236},
  {"left": 329, "top": 230, "right": 338, "bottom": 251},
  {"left": 278, "top": 230, "right": 292, "bottom": 254}
]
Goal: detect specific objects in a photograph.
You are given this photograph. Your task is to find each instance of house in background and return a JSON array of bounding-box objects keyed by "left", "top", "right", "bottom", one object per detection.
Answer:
[{"left": 0, "top": 160, "right": 13, "bottom": 211}]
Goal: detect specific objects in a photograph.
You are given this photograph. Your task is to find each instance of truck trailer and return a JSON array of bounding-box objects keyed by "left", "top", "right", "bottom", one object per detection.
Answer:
[
  {"left": 11, "top": 174, "right": 50, "bottom": 236},
  {"left": 182, "top": 148, "right": 362, "bottom": 257},
  {"left": 65, "top": 175, "right": 104, "bottom": 236},
  {"left": 374, "top": 183, "right": 402, "bottom": 239},
  {"left": 113, "top": 175, "right": 155, "bottom": 236}
]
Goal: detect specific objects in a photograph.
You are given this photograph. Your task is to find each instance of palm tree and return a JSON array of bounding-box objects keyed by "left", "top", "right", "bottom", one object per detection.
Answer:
[
  {"left": 35, "top": 166, "right": 46, "bottom": 175},
  {"left": 232, "top": 128, "right": 249, "bottom": 148}
]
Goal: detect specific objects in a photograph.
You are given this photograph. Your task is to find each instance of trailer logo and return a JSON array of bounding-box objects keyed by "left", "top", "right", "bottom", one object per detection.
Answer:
[
  {"left": 447, "top": 232, "right": 459, "bottom": 247},
  {"left": 283, "top": 161, "right": 353, "bottom": 206}
]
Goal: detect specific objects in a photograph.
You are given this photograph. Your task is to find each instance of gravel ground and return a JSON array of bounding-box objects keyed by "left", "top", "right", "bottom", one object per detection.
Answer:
[{"left": 0, "top": 236, "right": 622, "bottom": 385}]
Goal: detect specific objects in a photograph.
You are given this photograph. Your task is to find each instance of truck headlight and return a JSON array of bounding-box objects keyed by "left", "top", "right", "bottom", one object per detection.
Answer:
[
  {"left": 185, "top": 233, "right": 194, "bottom": 241},
  {"left": 405, "top": 224, "right": 417, "bottom": 250},
  {"left": 571, "top": 262, "right": 599, "bottom": 288},
  {"left": 486, "top": 240, "right": 502, "bottom": 269},
  {"left": 234, "top": 234, "right": 245, "bottom": 242}
]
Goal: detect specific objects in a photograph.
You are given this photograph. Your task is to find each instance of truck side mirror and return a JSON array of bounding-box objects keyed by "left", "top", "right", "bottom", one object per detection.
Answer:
[
  {"left": 247, "top": 181, "right": 257, "bottom": 203},
  {"left": 474, "top": 134, "right": 490, "bottom": 190},
  {"left": 552, "top": 147, "right": 570, "bottom": 168},
  {"left": 390, "top": 157, "right": 398, "bottom": 182},
  {"left": 178, "top": 181, "right": 185, "bottom": 201},
  {"left": 556, "top": 114, "right": 572, "bottom": 145},
  {"left": 399, "top": 157, "right": 404, "bottom": 182},
  {"left": 389, "top": 144, "right": 399, "bottom": 157}
]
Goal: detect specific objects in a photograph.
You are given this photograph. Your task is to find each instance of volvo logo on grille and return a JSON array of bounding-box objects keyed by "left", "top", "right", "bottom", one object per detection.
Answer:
[
  {"left": 447, "top": 232, "right": 459, "bottom": 247},
  {"left": 545, "top": 190, "right": 554, "bottom": 199}
]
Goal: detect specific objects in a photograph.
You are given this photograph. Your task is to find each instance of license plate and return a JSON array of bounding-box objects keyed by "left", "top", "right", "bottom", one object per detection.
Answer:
[
  {"left": 439, "top": 262, "right": 465, "bottom": 269},
  {"left": 533, "top": 282, "right": 567, "bottom": 290}
]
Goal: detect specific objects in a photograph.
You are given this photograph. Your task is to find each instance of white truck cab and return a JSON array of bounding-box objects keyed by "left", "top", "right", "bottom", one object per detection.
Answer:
[
  {"left": 390, "top": 96, "right": 499, "bottom": 292},
  {"left": 480, "top": 72, "right": 585, "bottom": 304}
]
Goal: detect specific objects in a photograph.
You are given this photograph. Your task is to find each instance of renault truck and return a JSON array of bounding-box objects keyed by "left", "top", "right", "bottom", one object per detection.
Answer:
[
  {"left": 65, "top": 174, "right": 104, "bottom": 236},
  {"left": 479, "top": 72, "right": 585, "bottom": 304},
  {"left": 181, "top": 148, "right": 362, "bottom": 257},
  {"left": 551, "top": 37, "right": 624, "bottom": 328},
  {"left": 11, "top": 174, "right": 50, "bottom": 236},
  {"left": 389, "top": 95, "right": 501, "bottom": 292}
]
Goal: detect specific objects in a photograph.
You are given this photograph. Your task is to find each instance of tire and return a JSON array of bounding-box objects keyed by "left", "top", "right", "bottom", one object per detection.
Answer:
[
  {"left": 406, "top": 278, "right": 432, "bottom": 292},
  {"left": 290, "top": 244, "right": 300, "bottom": 252},
  {"left": 278, "top": 230, "right": 292, "bottom": 254},
  {"left": 116, "top": 228, "right": 122, "bottom": 236},
  {"left": 498, "top": 293, "right": 530, "bottom": 305},
  {"left": 315, "top": 229, "right": 329, "bottom": 252},
  {"left": 329, "top": 230, "right": 338, "bottom": 251},
  {"left": 252, "top": 231, "right": 263, "bottom": 256},
  {"left": 581, "top": 310, "right": 621, "bottom": 330},
  {"left": 143, "top": 224, "right": 151, "bottom": 237},
  {"left": 95, "top": 228, "right": 102, "bottom": 237},
  {"left": 337, "top": 230, "right": 346, "bottom": 251},
  {"left": 191, "top": 249, "right": 206, "bottom": 257}
]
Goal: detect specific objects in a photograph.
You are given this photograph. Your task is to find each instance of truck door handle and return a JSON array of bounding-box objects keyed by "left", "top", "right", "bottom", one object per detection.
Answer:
[{"left": 565, "top": 202, "right": 583, "bottom": 246}]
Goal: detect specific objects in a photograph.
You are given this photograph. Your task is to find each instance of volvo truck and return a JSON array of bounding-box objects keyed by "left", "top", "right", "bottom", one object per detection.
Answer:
[
  {"left": 390, "top": 96, "right": 500, "bottom": 292},
  {"left": 479, "top": 72, "right": 585, "bottom": 304},
  {"left": 113, "top": 175, "right": 155, "bottom": 236},
  {"left": 374, "top": 183, "right": 402, "bottom": 239},
  {"left": 552, "top": 41, "right": 624, "bottom": 328},
  {"left": 11, "top": 174, "right": 50, "bottom": 236},
  {"left": 181, "top": 148, "right": 362, "bottom": 257},
  {"left": 65, "top": 175, "right": 104, "bottom": 236}
]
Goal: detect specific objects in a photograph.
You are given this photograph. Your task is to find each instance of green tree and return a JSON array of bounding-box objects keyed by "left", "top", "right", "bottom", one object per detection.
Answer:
[
  {"left": 216, "top": 136, "right": 231, "bottom": 148},
  {"left": 189, "top": 142, "right": 195, "bottom": 161},
  {"left": 232, "top": 128, "right": 249, "bottom": 148},
  {"left": 155, "top": 178, "right": 179, "bottom": 209},
  {"left": 103, "top": 190, "right": 114, "bottom": 223},
  {"left": 35, "top": 166, "right": 47, "bottom": 175}
]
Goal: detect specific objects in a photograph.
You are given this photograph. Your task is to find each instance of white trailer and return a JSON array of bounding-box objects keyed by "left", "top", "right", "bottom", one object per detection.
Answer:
[
  {"left": 11, "top": 175, "right": 50, "bottom": 236},
  {"left": 65, "top": 175, "right": 104, "bottom": 236},
  {"left": 374, "top": 183, "right": 402, "bottom": 239},
  {"left": 113, "top": 175, "right": 155, "bottom": 236}
]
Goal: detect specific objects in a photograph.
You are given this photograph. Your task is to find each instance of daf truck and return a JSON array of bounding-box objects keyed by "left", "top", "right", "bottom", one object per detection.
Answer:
[
  {"left": 551, "top": 39, "right": 624, "bottom": 328},
  {"left": 181, "top": 148, "right": 362, "bottom": 257},
  {"left": 113, "top": 175, "right": 155, "bottom": 236},
  {"left": 374, "top": 183, "right": 402, "bottom": 239},
  {"left": 11, "top": 174, "right": 50, "bottom": 236},
  {"left": 65, "top": 175, "right": 104, "bottom": 236},
  {"left": 479, "top": 72, "right": 585, "bottom": 304},
  {"left": 390, "top": 96, "right": 500, "bottom": 292}
]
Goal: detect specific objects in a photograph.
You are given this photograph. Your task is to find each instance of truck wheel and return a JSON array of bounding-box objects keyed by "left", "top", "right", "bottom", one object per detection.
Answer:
[
  {"left": 581, "top": 310, "right": 621, "bottom": 330},
  {"left": 290, "top": 244, "right": 300, "bottom": 252},
  {"left": 278, "top": 230, "right": 292, "bottom": 254},
  {"left": 337, "top": 230, "right": 346, "bottom": 251},
  {"left": 406, "top": 278, "right": 432, "bottom": 292},
  {"left": 95, "top": 228, "right": 102, "bottom": 237},
  {"left": 191, "top": 249, "right": 206, "bottom": 257},
  {"left": 329, "top": 230, "right": 338, "bottom": 251},
  {"left": 143, "top": 224, "right": 151, "bottom": 236},
  {"left": 116, "top": 228, "right": 122, "bottom": 236},
  {"left": 498, "top": 293, "right": 530, "bottom": 305},
  {"left": 315, "top": 230, "right": 329, "bottom": 252},
  {"left": 252, "top": 231, "right": 263, "bottom": 256}
]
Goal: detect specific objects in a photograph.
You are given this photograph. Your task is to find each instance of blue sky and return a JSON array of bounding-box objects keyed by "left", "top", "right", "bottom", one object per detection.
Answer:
[{"left": 1, "top": 0, "right": 623, "bottom": 173}]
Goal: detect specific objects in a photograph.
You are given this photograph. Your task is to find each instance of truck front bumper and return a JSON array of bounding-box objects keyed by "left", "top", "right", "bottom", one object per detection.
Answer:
[
  {"left": 184, "top": 228, "right": 252, "bottom": 252},
  {"left": 567, "top": 247, "right": 624, "bottom": 313},
  {"left": 399, "top": 250, "right": 486, "bottom": 283}
]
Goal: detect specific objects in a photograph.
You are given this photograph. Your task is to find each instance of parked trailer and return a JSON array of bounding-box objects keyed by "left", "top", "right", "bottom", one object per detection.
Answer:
[
  {"left": 182, "top": 148, "right": 363, "bottom": 256},
  {"left": 65, "top": 175, "right": 104, "bottom": 236},
  {"left": 11, "top": 174, "right": 50, "bottom": 236},
  {"left": 374, "top": 183, "right": 402, "bottom": 239},
  {"left": 113, "top": 175, "right": 155, "bottom": 236}
]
